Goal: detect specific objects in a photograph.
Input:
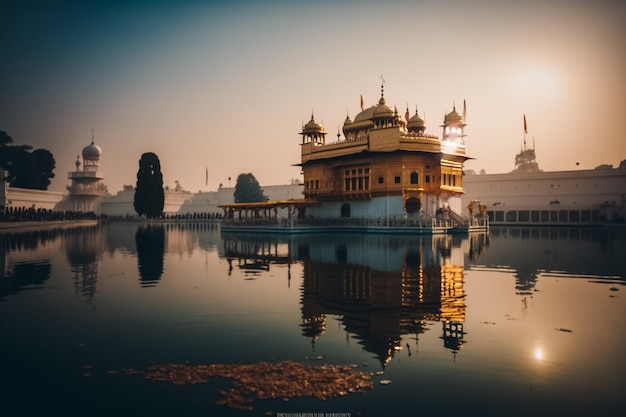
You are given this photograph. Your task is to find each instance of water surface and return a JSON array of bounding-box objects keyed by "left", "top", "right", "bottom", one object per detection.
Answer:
[{"left": 1, "top": 223, "right": 624, "bottom": 416}]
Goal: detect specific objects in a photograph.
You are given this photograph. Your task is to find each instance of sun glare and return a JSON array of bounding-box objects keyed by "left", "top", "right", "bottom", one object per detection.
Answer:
[
  {"left": 534, "top": 347, "right": 544, "bottom": 361},
  {"left": 511, "top": 65, "right": 563, "bottom": 98}
]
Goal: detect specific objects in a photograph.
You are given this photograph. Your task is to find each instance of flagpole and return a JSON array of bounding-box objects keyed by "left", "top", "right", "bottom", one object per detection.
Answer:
[{"left": 523, "top": 114, "right": 528, "bottom": 150}]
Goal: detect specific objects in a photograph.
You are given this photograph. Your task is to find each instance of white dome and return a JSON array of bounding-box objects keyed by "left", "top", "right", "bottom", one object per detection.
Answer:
[{"left": 82, "top": 141, "right": 102, "bottom": 160}]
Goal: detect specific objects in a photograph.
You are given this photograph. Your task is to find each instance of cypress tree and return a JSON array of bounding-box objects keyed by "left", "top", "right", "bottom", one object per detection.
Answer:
[{"left": 133, "top": 152, "right": 165, "bottom": 218}]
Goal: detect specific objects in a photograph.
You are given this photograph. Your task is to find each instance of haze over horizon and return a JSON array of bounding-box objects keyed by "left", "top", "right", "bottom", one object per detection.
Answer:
[{"left": 1, "top": 0, "right": 625, "bottom": 194}]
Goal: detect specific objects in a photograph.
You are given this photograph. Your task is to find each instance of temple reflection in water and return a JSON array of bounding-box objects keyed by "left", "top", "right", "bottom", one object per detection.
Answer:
[
  {"left": 2, "top": 222, "right": 624, "bottom": 416},
  {"left": 222, "top": 232, "right": 489, "bottom": 367}
]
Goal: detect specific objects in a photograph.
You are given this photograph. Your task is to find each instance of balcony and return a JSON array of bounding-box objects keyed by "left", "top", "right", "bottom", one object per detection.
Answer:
[{"left": 69, "top": 171, "right": 105, "bottom": 180}]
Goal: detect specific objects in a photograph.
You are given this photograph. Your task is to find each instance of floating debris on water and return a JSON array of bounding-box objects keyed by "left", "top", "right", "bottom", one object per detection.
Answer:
[{"left": 119, "top": 360, "right": 373, "bottom": 412}]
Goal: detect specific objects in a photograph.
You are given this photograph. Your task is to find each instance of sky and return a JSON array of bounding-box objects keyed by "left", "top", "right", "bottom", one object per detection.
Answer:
[{"left": 1, "top": 0, "right": 625, "bottom": 194}]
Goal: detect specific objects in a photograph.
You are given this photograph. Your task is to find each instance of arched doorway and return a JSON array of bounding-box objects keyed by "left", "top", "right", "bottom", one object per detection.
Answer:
[
  {"left": 340, "top": 203, "right": 351, "bottom": 218},
  {"left": 405, "top": 197, "right": 421, "bottom": 214}
]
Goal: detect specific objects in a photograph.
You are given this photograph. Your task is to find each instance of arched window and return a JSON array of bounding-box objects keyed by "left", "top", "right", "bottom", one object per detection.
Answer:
[
  {"left": 340, "top": 203, "right": 351, "bottom": 218},
  {"left": 410, "top": 172, "right": 419, "bottom": 185},
  {"left": 405, "top": 198, "right": 421, "bottom": 214}
]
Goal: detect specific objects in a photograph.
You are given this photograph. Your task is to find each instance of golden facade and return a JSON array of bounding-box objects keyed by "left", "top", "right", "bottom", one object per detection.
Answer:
[{"left": 299, "top": 86, "right": 469, "bottom": 216}]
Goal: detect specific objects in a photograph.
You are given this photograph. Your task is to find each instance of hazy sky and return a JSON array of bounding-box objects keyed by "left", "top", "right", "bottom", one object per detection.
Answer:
[{"left": 1, "top": 0, "right": 625, "bottom": 193}]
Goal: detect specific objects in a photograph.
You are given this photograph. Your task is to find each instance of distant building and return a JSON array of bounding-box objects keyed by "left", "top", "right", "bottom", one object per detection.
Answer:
[
  {"left": 2, "top": 181, "right": 65, "bottom": 212},
  {"left": 462, "top": 136, "right": 626, "bottom": 224},
  {"left": 66, "top": 136, "right": 108, "bottom": 214},
  {"left": 99, "top": 182, "right": 303, "bottom": 217}
]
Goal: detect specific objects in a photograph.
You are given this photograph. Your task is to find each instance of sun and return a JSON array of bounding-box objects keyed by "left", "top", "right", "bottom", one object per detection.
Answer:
[{"left": 510, "top": 64, "right": 563, "bottom": 99}]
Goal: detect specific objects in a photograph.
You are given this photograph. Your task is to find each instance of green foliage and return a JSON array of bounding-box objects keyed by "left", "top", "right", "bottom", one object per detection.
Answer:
[
  {"left": 0, "top": 130, "right": 56, "bottom": 190},
  {"left": 233, "top": 173, "right": 267, "bottom": 203},
  {"left": 133, "top": 152, "right": 165, "bottom": 218}
]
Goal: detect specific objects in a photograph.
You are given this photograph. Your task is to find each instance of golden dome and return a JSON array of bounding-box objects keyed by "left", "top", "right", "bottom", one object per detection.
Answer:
[
  {"left": 407, "top": 110, "right": 425, "bottom": 130},
  {"left": 353, "top": 105, "right": 376, "bottom": 123},
  {"left": 303, "top": 114, "right": 324, "bottom": 134},
  {"left": 444, "top": 107, "right": 464, "bottom": 125},
  {"left": 373, "top": 96, "right": 394, "bottom": 118}
]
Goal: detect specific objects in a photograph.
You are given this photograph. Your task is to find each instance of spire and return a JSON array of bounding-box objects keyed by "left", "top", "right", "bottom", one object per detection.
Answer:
[
  {"left": 462, "top": 99, "right": 467, "bottom": 122},
  {"left": 91, "top": 128, "right": 95, "bottom": 145},
  {"left": 379, "top": 74, "right": 385, "bottom": 98}
]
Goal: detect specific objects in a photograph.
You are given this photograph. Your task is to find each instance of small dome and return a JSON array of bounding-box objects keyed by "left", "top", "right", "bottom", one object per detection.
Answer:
[
  {"left": 302, "top": 114, "right": 324, "bottom": 134},
  {"left": 343, "top": 114, "right": 352, "bottom": 126},
  {"left": 82, "top": 140, "right": 102, "bottom": 160},
  {"left": 407, "top": 110, "right": 426, "bottom": 130},
  {"left": 444, "top": 107, "right": 463, "bottom": 125}
]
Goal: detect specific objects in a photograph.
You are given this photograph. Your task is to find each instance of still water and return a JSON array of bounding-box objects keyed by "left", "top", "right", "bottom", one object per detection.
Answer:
[{"left": 1, "top": 222, "right": 624, "bottom": 417}]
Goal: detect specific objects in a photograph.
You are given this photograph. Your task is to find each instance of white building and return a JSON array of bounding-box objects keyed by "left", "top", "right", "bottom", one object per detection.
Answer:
[
  {"left": 99, "top": 181, "right": 304, "bottom": 217},
  {"left": 462, "top": 149, "right": 626, "bottom": 224},
  {"left": 66, "top": 137, "right": 108, "bottom": 214}
]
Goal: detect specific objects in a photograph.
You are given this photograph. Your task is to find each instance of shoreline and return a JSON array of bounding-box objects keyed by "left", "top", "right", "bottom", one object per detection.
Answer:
[{"left": 0, "top": 219, "right": 100, "bottom": 233}]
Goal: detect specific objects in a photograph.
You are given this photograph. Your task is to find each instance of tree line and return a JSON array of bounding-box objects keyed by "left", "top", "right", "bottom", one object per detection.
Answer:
[
  {"left": 0, "top": 131, "right": 55, "bottom": 190},
  {"left": 0, "top": 131, "right": 269, "bottom": 218}
]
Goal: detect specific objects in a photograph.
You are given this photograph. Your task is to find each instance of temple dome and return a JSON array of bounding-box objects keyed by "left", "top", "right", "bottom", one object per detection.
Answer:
[
  {"left": 407, "top": 111, "right": 426, "bottom": 131},
  {"left": 373, "top": 96, "right": 394, "bottom": 118},
  {"left": 444, "top": 107, "right": 463, "bottom": 125},
  {"left": 82, "top": 141, "right": 102, "bottom": 160},
  {"left": 303, "top": 115, "right": 324, "bottom": 134},
  {"left": 353, "top": 106, "right": 376, "bottom": 123}
]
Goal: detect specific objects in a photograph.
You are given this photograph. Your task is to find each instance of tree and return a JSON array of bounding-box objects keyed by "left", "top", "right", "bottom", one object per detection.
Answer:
[
  {"left": 133, "top": 152, "right": 165, "bottom": 218},
  {"left": 233, "top": 173, "right": 267, "bottom": 203},
  {"left": 0, "top": 130, "right": 56, "bottom": 190}
]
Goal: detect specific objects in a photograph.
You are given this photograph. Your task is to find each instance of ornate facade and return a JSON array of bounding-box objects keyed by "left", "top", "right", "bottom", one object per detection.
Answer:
[{"left": 299, "top": 84, "right": 470, "bottom": 220}]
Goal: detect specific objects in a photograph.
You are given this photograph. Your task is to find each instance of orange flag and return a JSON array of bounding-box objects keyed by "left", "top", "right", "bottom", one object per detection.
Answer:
[
  {"left": 523, "top": 114, "right": 527, "bottom": 134},
  {"left": 360, "top": 94, "right": 364, "bottom": 110}
]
